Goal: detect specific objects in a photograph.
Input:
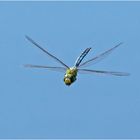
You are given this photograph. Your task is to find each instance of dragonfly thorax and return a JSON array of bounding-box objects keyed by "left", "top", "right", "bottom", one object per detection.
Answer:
[{"left": 64, "top": 67, "right": 78, "bottom": 86}]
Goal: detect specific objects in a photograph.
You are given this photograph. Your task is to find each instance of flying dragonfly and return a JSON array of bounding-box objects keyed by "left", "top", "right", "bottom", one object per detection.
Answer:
[{"left": 25, "top": 36, "right": 129, "bottom": 86}]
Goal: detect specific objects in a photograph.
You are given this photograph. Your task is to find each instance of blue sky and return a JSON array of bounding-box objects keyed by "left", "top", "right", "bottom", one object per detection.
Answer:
[{"left": 0, "top": 1, "right": 140, "bottom": 139}]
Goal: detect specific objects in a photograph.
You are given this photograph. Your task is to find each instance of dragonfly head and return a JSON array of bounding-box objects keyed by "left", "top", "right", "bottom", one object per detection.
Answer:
[{"left": 64, "top": 77, "right": 72, "bottom": 86}]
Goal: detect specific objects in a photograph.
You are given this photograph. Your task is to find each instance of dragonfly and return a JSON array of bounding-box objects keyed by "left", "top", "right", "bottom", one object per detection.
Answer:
[{"left": 25, "top": 36, "right": 129, "bottom": 86}]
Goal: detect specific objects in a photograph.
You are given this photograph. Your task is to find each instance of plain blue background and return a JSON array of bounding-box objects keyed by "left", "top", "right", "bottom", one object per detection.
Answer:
[{"left": 0, "top": 1, "right": 140, "bottom": 139}]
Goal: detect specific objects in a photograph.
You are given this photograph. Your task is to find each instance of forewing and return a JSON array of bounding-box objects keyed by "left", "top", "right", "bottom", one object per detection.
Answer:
[
  {"left": 25, "top": 35, "right": 69, "bottom": 69},
  {"left": 74, "top": 48, "right": 91, "bottom": 67},
  {"left": 24, "top": 64, "right": 67, "bottom": 72},
  {"left": 78, "top": 68, "right": 130, "bottom": 76},
  {"left": 78, "top": 43, "right": 123, "bottom": 68}
]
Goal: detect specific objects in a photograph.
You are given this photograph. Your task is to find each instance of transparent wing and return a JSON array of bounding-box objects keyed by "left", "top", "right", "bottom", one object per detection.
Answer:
[
  {"left": 78, "top": 42, "right": 123, "bottom": 68},
  {"left": 25, "top": 35, "right": 69, "bottom": 69},
  {"left": 74, "top": 48, "right": 91, "bottom": 67},
  {"left": 24, "top": 64, "right": 67, "bottom": 72},
  {"left": 78, "top": 68, "right": 130, "bottom": 76}
]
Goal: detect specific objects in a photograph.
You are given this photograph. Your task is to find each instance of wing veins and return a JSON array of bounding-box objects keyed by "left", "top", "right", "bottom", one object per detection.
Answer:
[
  {"left": 78, "top": 68, "right": 130, "bottom": 76},
  {"left": 24, "top": 64, "right": 66, "bottom": 72},
  {"left": 79, "top": 42, "right": 123, "bottom": 68},
  {"left": 25, "top": 35, "right": 69, "bottom": 69}
]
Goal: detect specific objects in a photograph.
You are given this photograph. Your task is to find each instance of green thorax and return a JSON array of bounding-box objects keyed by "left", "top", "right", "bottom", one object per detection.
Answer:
[
  {"left": 66, "top": 67, "right": 78, "bottom": 77},
  {"left": 64, "top": 67, "right": 78, "bottom": 83}
]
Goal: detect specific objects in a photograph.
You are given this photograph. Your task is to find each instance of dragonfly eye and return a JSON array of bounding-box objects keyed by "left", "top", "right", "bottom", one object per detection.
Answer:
[{"left": 64, "top": 78, "right": 71, "bottom": 86}]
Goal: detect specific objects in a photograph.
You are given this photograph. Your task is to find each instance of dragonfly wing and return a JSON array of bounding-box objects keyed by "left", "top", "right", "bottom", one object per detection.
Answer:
[
  {"left": 24, "top": 64, "right": 67, "bottom": 72},
  {"left": 25, "top": 35, "right": 69, "bottom": 69},
  {"left": 78, "top": 68, "right": 130, "bottom": 76},
  {"left": 78, "top": 42, "right": 123, "bottom": 68},
  {"left": 74, "top": 48, "right": 91, "bottom": 67}
]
